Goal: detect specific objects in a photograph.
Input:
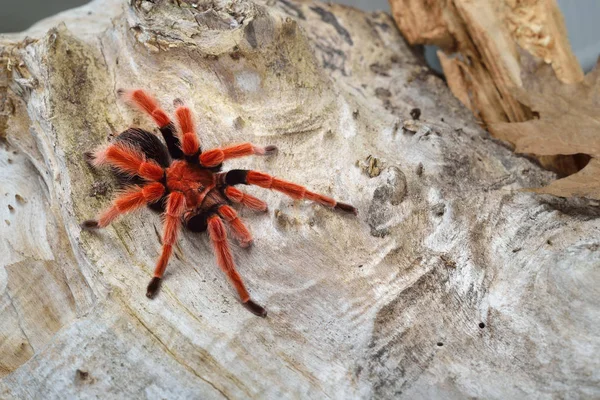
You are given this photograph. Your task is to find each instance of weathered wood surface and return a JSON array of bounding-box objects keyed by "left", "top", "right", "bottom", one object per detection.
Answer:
[{"left": 0, "top": 0, "right": 598, "bottom": 398}]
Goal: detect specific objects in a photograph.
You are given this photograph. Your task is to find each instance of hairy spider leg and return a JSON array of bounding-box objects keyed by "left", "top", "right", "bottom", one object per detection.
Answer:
[
  {"left": 146, "top": 192, "right": 186, "bottom": 298},
  {"left": 199, "top": 142, "right": 278, "bottom": 167},
  {"left": 224, "top": 169, "right": 358, "bottom": 214},
  {"left": 217, "top": 205, "right": 253, "bottom": 247},
  {"left": 114, "top": 128, "right": 172, "bottom": 169},
  {"left": 81, "top": 182, "right": 165, "bottom": 229},
  {"left": 174, "top": 103, "right": 201, "bottom": 157},
  {"left": 89, "top": 143, "right": 165, "bottom": 181},
  {"left": 224, "top": 186, "right": 268, "bottom": 212},
  {"left": 119, "top": 88, "right": 183, "bottom": 159},
  {"left": 207, "top": 215, "right": 266, "bottom": 317}
]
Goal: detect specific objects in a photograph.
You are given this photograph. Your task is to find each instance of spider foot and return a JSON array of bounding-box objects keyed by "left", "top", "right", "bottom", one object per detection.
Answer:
[
  {"left": 146, "top": 277, "right": 162, "bottom": 299},
  {"left": 334, "top": 202, "right": 358, "bottom": 215},
  {"left": 81, "top": 219, "right": 99, "bottom": 230},
  {"left": 240, "top": 239, "right": 253, "bottom": 249},
  {"left": 83, "top": 151, "right": 95, "bottom": 166},
  {"left": 243, "top": 299, "right": 267, "bottom": 317},
  {"left": 264, "top": 145, "right": 278, "bottom": 156}
]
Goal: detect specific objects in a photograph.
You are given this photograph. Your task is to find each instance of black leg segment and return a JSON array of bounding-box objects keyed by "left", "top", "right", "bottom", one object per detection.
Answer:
[
  {"left": 185, "top": 205, "right": 223, "bottom": 232},
  {"left": 185, "top": 213, "right": 209, "bottom": 232},
  {"left": 159, "top": 123, "right": 184, "bottom": 160},
  {"left": 225, "top": 169, "right": 249, "bottom": 186}
]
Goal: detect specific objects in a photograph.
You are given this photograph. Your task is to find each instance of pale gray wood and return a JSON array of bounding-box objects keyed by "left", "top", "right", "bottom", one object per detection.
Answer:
[{"left": 0, "top": 1, "right": 598, "bottom": 398}]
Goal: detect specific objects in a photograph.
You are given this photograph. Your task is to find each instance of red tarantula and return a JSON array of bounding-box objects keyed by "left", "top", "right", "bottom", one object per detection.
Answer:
[{"left": 82, "top": 89, "right": 357, "bottom": 317}]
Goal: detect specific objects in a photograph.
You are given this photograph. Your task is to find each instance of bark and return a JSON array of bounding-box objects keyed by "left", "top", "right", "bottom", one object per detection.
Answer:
[{"left": 0, "top": 0, "right": 598, "bottom": 398}]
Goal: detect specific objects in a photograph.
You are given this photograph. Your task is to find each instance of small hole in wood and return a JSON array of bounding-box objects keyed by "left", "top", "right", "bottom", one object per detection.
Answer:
[
  {"left": 410, "top": 108, "right": 421, "bottom": 120},
  {"left": 479, "top": 322, "right": 485, "bottom": 329},
  {"left": 436, "top": 342, "right": 443, "bottom": 347}
]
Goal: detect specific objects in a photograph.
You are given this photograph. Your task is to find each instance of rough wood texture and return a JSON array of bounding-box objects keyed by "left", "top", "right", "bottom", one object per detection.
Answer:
[
  {"left": 389, "top": 0, "right": 583, "bottom": 123},
  {"left": 1, "top": 0, "right": 598, "bottom": 398}
]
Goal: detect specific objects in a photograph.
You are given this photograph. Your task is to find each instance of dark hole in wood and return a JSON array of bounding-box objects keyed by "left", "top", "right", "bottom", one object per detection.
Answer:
[{"left": 410, "top": 108, "right": 421, "bottom": 120}]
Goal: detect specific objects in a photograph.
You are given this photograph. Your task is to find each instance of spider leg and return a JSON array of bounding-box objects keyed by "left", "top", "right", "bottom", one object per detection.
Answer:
[
  {"left": 87, "top": 142, "right": 165, "bottom": 181},
  {"left": 218, "top": 205, "right": 253, "bottom": 247},
  {"left": 81, "top": 182, "right": 165, "bottom": 229},
  {"left": 224, "top": 186, "right": 268, "bottom": 212},
  {"left": 199, "top": 143, "right": 278, "bottom": 168},
  {"left": 173, "top": 101, "right": 201, "bottom": 157},
  {"left": 118, "top": 88, "right": 183, "bottom": 159},
  {"left": 146, "top": 192, "right": 186, "bottom": 298},
  {"left": 223, "top": 169, "right": 358, "bottom": 215},
  {"left": 115, "top": 128, "right": 171, "bottom": 169},
  {"left": 184, "top": 210, "right": 209, "bottom": 233},
  {"left": 207, "top": 215, "right": 266, "bottom": 317}
]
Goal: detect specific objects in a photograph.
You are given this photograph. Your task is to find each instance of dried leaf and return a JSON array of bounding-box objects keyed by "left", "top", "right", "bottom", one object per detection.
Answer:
[
  {"left": 528, "top": 159, "right": 600, "bottom": 199},
  {"left": 490, "top": 60, "right": 600, "bottom": 199},
  {"left": 493, "top": 62, "right": 600, "bottom": 157}
]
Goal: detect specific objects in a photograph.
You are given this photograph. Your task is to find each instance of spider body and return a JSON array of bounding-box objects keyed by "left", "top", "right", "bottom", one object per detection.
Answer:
[
  {"left": 165, "top": 160, "right": 215, "bottom": 206},
  {"left": 82, "top": 89, "right": 357, "bottom": 317}
]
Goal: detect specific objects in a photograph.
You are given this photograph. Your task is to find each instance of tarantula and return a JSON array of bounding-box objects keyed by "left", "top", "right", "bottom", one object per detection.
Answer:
[{"left": 82, "top": 89, "right": 357, "bottom": 317}]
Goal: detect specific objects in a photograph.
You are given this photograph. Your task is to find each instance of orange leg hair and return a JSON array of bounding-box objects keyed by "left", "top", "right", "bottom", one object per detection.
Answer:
[
  {"left": 224, "top": 186, "right": 268, "bottom": 212},
  {"left": 245, "top": 171, "right": 358, "bottom": 214},
  {"left": 199, "top": 143, "right": 278, "bottom": 167},
  {"left": 173, "top": 102, "right": 201, "bottom": 156},
  {"left": 146, "top": 192, "right": 186, "bottom": 298},
  {"left": 88, "top": 143, "right": 164, "bottom": 181},
  {"left": 218, "top": 205, "right": 253, "bottom": 248},
  {"left": 207, "top": 215, "right": 266, "bottom": 317},
  {"left": 118, "top": 89, "right": 171, "bottom": 128},
  {"left": 81, "top": 182, "right": 165, "bottom": 229}
]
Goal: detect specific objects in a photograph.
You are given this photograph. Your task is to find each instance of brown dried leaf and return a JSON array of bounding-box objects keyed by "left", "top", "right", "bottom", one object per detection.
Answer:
[
  {"left": 527, "top": 159, "right": 600, "bottom": 199},
  {"left": 490, "top": 60, "right": 600, "bottom": 199},
  {"left": 493, "top": 62, "right": 600, "bottom": 156}
]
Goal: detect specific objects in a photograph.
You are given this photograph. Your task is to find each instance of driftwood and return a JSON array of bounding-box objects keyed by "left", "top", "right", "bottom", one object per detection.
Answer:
[{"left": 0, "top": 0, "right": 598, "bottom": 398}]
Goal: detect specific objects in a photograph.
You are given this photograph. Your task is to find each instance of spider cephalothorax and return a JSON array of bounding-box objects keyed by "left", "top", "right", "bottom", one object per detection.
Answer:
[{"left": 82, "top": 89, "right": 357, "bottom": 317}]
